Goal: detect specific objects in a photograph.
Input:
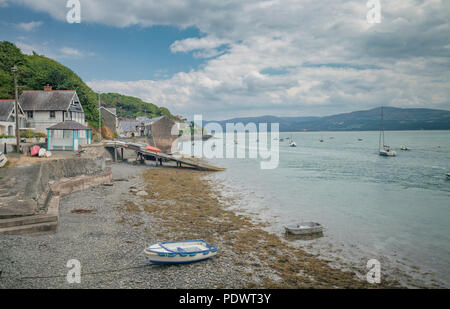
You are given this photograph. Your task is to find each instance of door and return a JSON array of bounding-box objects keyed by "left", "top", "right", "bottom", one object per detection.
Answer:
[{"left": 73, "top": 130, "right": 79, "bottom": 151}]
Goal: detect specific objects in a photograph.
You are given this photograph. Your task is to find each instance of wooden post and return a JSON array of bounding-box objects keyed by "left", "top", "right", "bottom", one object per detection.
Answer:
[{"left": 121, "top": 147, "right": 123, "bottom": 162}]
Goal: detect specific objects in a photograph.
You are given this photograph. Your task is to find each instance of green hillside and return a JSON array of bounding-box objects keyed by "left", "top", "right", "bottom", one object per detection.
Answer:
[
  {"left": 100, "top": 92, "right": 179, "bottom": 120},
  {"left": 0, "top": 41, "right": 178, "bottom": 127}
]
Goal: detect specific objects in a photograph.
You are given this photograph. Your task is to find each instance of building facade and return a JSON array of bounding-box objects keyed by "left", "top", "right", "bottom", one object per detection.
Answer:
[
  {"left": 0, "top": 99, "right": 27, "bottom": 136},
  {"left": 19, "top": 85, "right": 85, "bottom": 134},
  {"left": 144, "top": 116, "right": 178, "bottom": 153},
  {"left": 47, "top": 120, "right": 92, "bottom": 151},
  {"left": 99, "top": 107, "right": 117, "bottom": 133}
]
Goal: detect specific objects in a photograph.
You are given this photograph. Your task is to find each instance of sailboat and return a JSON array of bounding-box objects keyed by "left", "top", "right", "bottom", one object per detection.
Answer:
[
  {"left": 378, "top": 107, "right": 396, "bottom": 157},
  {"left": 288, "top": 134, "right": 297, "bottom": 147}
]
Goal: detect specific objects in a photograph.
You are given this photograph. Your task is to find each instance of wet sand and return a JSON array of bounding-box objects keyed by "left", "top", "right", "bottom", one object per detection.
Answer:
[
  {"left": 0, "top": 162, "right": 401, "bottom": 288},
  {"left": 138, "top": 167, "right": 400, "bottom": 288}
]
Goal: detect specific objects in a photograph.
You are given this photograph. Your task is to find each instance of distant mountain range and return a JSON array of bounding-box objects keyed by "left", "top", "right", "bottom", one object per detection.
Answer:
[{"left": 205, "top": 107, "right": 450, "bottom": 132}]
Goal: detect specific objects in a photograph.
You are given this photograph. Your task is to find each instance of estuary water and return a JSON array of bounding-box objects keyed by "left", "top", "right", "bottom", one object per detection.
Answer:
[{"left": 182, "top": 130, "right": 450, "bottom": 287}]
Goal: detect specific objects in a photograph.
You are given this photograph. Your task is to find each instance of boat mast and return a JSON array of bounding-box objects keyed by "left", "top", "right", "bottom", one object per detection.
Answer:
[{"left": 379, "top": 106, "right": 385, "bottom": 149}]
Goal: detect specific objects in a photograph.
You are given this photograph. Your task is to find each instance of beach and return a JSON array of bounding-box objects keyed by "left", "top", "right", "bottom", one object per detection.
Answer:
[{"left": 0, "top": 161, "right": 400, "bottom": 288}]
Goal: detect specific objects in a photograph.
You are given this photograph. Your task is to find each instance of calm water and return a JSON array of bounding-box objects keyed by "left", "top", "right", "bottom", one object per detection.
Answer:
[{"left": 182, "top": 131, "right": 450, "bottom": 287}]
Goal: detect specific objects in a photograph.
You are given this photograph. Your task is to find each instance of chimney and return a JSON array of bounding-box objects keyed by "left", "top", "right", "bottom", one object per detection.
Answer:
[{"left": 44, "top": 84, "right": 52, "bottom": 91}]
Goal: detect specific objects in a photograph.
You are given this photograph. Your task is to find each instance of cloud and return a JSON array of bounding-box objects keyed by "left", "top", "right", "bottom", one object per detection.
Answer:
[
  {"left": 16, "top": 21, "right": 43, "bottom": 31},
  {"left": 10, "top": 0, "right": 450, "bottom": 118},
  {"left": 59, "top": 47, "right": 84, "bottom": 58},
  {"left": 15, "top": 41, "right": 94, "bottom": 60}
]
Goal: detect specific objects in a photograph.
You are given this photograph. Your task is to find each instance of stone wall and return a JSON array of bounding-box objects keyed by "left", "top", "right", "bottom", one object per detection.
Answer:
[{"left": 0, "top": 155, "right": 109, "bottom": 215}]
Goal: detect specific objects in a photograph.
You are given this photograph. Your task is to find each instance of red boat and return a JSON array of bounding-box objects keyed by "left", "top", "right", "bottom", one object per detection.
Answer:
[{"left": 146, "top": 145, "right": 162, "bottom": 153}]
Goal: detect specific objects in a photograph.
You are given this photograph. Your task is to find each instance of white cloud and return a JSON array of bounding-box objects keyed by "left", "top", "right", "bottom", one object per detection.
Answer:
[
  {"left": 170, "top": 36, "right": 229, "bottom": 53},
  {"left": 59, "top": 47, "right": 84, "bottom": 58},
  {"left": 10, "top": 0, "right": 450, "bottom": 118},
  {"left": 15, "top": 41, "right": 94, "bottom": 60},
  {"left": 17, "top": 21, "right": 42, "bottom": 31}
]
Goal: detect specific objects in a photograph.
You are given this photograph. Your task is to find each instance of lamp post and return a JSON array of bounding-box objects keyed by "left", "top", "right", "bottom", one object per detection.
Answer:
[
  {"left": 98, "top": 92, "right": 102, "bottom": 141},
  {"left": 11, "top": 65, "right": 20, "bottom": 153}
]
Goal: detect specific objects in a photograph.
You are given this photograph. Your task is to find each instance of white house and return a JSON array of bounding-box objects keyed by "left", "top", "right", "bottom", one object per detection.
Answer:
[
  {"left": 19, "top": 85, "right": 86, "bottom": 134},
  {"left": 0, "top": 99, "right": 27, "bottom": 136}
]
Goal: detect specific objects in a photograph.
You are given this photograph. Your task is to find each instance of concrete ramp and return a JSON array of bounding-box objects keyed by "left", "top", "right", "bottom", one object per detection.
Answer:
[{"left": 103, "top": 141, "right": 225, "bottom": 172}]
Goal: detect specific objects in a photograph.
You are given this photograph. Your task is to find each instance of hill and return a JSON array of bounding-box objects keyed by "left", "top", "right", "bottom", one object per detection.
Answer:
[
  {"left": 99, "top": 92, "right": 179, "bottom": 120},
  {"left": 0, "top": 41, "right": 177, "bottom": 127},
  {"left": 206, "top": 107, "right": 450, "bottom": 131}
]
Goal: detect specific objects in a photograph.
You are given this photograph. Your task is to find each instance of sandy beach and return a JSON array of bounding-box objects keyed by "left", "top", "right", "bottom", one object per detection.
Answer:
[{"left": 0, "top": 162, "right": 400, "bottom": 288}]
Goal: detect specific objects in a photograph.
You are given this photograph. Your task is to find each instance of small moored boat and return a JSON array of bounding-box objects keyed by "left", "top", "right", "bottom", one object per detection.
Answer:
[
  {"left": 446, "top": 173, "right": 450, "bottom": 180},
  {"left": 378, "top": 107, "right": 396, "bottom": 157},
  {"left": 379, "top": 146, "right": 397, "bottom": 157},
  {"left": 146, "top": 145, "right": 162, "bottom": 153},
  {"left": 400, "top": 145, "right": 409, "bottom": 151},
  {"left": 284, "top": 222, "right": 323, "bottom": 235},
  {"left": 144, "top": 240, "right": 217, "bottom": 264}
]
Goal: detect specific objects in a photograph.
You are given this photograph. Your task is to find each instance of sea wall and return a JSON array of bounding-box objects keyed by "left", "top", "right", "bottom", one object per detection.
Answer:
[{"left": 0, "top": 155, "right": 109, "bottom": 216}]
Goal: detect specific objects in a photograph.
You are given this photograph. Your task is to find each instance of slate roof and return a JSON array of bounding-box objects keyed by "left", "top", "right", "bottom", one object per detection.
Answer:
[
  {"left": 146, "top": 116, "right": 165, "bottom": 125},
  {"left": 47, "top": 120, "right": 90, "bottom": 131},
  {"left": 105, "top": 107, "right": 116, "bottom": 115},
  {"left": 19, "top": 91, "right": 76, "bottom": 111},
  {"left": 119, "top": 120, "right": 138, "bottom": 132},
  {"left": 136, "top": 116, "right": 151, "bottom": 124},
  {"left": 100, "top": 107, "right": 117, "bottom": 115},
  {"left": 0, "top": 100, "right": 15, "bottom": 121}
]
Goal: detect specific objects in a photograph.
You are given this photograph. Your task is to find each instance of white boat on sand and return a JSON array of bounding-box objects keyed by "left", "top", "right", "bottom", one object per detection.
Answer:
[
  {"left": 144, "top": 240, "right": 217, "bottom": 264},
  {"left": 284, "top": 222, "right": 323, "bottom": 235}
]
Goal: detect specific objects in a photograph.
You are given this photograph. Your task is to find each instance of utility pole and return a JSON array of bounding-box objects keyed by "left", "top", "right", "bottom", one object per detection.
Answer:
[
  {"left": 98, "top": 92, "right": 102, "bottom": 141},
  {"left": 11, "top": 65, "right": 20, "bottom": 153}
]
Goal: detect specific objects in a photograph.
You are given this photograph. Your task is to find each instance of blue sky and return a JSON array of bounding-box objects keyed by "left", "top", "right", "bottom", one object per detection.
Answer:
[
  {"left": 0, "top": 4, "right": 203, "bottom": 81},
  {"left": 0, "top": 0, "right": 449, "bottom": 120}
]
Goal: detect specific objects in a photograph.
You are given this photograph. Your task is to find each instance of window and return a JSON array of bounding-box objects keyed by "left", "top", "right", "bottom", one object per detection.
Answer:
[
  {"left": 50, "top": 111, "right": 56, "bottom": 119},
  {"left": 27, "top": 111, "right": 34, "bottom": 119}
]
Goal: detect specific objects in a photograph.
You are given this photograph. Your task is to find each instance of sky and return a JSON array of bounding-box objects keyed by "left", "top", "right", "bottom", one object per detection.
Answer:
[{"left": 0, "top": 0, "right": 449, "bottom": 120}]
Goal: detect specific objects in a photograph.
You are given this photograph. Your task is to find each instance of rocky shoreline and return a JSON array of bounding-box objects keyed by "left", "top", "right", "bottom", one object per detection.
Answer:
[{"left": 0, "top": 162, "right": 400, "bottom": 288}]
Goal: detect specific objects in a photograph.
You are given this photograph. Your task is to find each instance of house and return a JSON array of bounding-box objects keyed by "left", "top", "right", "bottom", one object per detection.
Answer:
[
  {"left": 99, "top": 107, "right": 117, "bottom": 133},
  {"left": 19, "top": 85, "right": 85, "bottom": 134},
  {"left": 136, "top": 116, "right": 151, "bottom": 136},
  {"left": 46, "top": 120, "right": 91, "bottom": 151},
  {"left": 144, "top": 116, "right": 178, "bottom": 153},
  {"left": 0, "top": 99, "right": 27, "bottom": 136},
  {"left": 117, "top": 118, "right": 139, "bottom": 137}
]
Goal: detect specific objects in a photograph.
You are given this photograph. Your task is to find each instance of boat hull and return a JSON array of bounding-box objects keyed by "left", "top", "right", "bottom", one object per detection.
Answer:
[
  {"left": 144, "top": 240, "right": 217, "bottom": 264},
  {"left": 284, "top": 222, "right": 323, "bottom": 235},
  {"left": 379, "top": 150, "right": 396, "bottom": 156},
  {"left": 145, "top": 251, "right": 217, "bottom": 264}
]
